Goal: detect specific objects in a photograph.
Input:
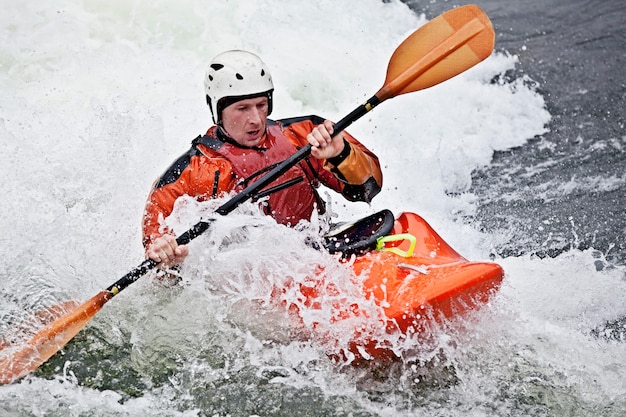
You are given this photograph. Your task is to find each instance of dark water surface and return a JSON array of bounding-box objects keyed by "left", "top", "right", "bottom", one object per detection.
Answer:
[{"left": 404, "top": 0, "right": 626, "bottom": 265}]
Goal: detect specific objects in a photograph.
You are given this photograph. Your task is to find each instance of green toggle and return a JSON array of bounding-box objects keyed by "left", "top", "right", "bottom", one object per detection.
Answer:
[{"left": 376, "top": 233, "right": 417, "bottom": 258}]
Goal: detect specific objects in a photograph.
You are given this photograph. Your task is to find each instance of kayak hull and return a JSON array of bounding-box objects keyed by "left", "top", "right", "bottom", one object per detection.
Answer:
[
  {"left": 327, "top": 212, "right": 504, "bottom": 362},
  {"left": 356, "top": 212, "right": 503, "bottom": 331}
]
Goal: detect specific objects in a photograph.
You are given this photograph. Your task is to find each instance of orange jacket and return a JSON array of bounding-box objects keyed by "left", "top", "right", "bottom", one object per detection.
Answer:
[{"left": 142, "top": 115, "right": 383, "bottom": 248}]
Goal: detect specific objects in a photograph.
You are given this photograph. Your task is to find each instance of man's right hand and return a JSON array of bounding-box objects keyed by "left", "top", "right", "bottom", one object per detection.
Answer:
[{"left": 146, "top": 234, "right": 189, "bottom": 267}]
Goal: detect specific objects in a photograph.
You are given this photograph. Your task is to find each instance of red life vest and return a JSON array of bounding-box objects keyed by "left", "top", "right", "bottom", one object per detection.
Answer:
[{"left": 199, "top": 123, "right": 321, "bottom": 225}]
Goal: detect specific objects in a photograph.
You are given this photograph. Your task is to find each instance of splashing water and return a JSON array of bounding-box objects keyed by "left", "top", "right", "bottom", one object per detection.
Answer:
[{"left": 1, "top": 0, "right": 624, "bottom": 416}]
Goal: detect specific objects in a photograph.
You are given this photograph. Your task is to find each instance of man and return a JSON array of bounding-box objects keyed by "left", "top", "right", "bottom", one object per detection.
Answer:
[{"left": 143, "top": 50, "right": 383, "bottom": 267}]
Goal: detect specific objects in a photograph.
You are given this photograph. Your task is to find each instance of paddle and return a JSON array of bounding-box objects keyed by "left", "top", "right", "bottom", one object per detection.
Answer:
[{"left": 0, "top": 4, "right": 494, "bottom": 384}]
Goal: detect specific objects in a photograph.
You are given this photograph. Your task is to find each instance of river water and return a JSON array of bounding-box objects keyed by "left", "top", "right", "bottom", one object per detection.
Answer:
[{"left": 1, "top": 0, "right": 624, "bottom": 416}]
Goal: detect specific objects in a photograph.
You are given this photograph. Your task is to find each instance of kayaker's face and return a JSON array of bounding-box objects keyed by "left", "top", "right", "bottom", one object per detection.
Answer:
[{"left": 221, "top": 96, "right": 269, "bottom": 147}]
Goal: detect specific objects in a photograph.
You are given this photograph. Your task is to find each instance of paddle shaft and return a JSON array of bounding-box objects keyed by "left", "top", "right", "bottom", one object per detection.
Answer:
[{"left": 106, "top": 94, "right": 385, "bottom": 296}]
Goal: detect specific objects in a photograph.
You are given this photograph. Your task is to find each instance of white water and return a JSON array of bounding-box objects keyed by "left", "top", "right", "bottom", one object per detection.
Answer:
[{"left": 1, "top": 0, "right": 625, "bottom": 416}]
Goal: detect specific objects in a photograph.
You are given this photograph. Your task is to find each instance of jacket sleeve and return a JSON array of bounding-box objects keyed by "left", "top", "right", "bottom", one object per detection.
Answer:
[
  {"left": 142, "top": 174, "right": 189, "bottom": 248},
  {"left": 142, "top": 147, "right": 236, "bottom": 248},
  {"left": 280, "top": 116, "right": 383, "bottom": 203}
]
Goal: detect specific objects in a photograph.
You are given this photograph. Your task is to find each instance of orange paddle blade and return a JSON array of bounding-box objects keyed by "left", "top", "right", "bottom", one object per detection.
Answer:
[
  {"left": 377, "top": 4, "right": 494, "bottom": 100},
  {"left": 0, "top": 291, "right": 112, "bottom": 384},
  {"left": 0, "top": 300, "right": 81, "bottom": 353}
]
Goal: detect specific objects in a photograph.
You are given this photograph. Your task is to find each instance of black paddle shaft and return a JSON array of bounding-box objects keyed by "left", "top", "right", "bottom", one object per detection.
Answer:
[{"left": 105, "top": 94, "right": 383, "bottom": 296}]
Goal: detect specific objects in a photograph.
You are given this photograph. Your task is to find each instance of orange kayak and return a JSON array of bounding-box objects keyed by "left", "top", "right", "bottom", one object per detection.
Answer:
[
  {"left": 0, "top": 211, "right": 502, "bottom": 384},
  {"left": 316, "top": 210, "right": 504, "bottom": 362}
]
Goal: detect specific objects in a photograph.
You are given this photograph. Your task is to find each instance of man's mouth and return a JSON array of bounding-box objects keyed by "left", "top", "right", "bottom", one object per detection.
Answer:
[{"left": 247, "top": 129, "right": 261, "bottom": 139}]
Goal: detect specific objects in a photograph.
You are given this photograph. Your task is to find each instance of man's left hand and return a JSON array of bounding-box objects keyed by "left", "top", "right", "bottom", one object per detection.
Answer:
[{"left": 308, "top": 119, "right": 345, "bottom": 160}]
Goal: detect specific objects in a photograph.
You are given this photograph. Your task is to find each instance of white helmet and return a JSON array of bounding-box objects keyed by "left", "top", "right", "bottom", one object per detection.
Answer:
[{"left": 204, "top": 50, "right": 274, "bottom": 124}]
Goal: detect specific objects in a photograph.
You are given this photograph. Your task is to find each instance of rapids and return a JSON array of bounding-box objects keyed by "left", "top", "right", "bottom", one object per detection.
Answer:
[{"left": 1, "top": 1, "right": 624, "bottom": 416}]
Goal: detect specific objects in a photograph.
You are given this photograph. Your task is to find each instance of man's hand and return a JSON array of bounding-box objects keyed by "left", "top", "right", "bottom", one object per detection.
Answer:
[
  {"left": 146, "top": 234, "right": 189, "bottom": 268},
  {"left": 308, "top": 119, "right": 345, "bottom": 160}
]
